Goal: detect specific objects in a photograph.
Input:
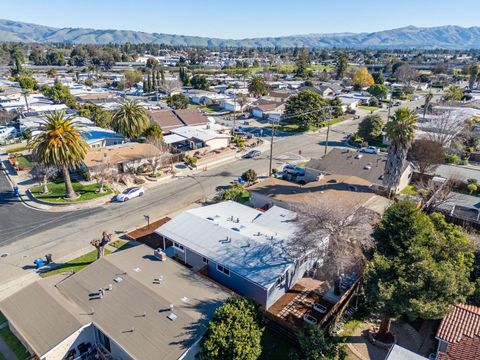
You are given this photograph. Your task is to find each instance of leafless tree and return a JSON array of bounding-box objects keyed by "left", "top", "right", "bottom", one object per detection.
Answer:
[
  {"left": 394, "top": 63, "right": 418, "bottom": 86},
  {"left": 146, "top": 138, "right": 170, "bottom": 176},
  {"left": 30, "top": 164, "right": 57, "bottom": 194},
  {"left": 91, "top": 159, "right": 115, "bottom": 193},
  {"left": 408, "top": 139, "right": 444, "bottom": 175},
  {"left": 419, "top": 177, "right": 457, "bottom": 212},
  {"left": 420, "top": 109, "right": 467, "bottom": 148},
  {"left": 90, "top": 231, "right": 112, "bottom": 259},
  {"left": 286, "top": 200, "right": 379, "bottom": 283},
  {"left": 159, "top": 79, "right": 182, "bottom": 96}
]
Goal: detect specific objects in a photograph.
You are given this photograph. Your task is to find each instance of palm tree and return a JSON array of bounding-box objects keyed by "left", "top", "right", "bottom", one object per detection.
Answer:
[
  {"left": 383, "top": 108, "right": 417, "bottom": 196},
  {"left": 29, "top": 111, "right": 89, "bottom": 200},
  {"left": 112, "top": 99, "right": 149, "bottom": 139},
  {"left": 422, "top": 92, "right": 433, "bottom": 120}
]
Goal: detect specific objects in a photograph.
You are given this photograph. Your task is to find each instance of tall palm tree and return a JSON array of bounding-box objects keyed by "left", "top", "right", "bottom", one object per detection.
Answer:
[
  {"left": 29, "top": 111, "right": 89, "bottom": 199},
  {"left": 422, "top": 92, "right": 433, "bottom": 120},
  {"left": 383, "top": 108, "right": 417, "bottom": 196},
  {"left": 112, "top": 99, "right": 149, "bottom": 139}
]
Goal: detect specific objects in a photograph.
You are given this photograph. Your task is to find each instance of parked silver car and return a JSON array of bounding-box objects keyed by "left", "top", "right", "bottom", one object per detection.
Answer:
[{"left": 116, "top": 187, "right": 145, "bottom": 202}]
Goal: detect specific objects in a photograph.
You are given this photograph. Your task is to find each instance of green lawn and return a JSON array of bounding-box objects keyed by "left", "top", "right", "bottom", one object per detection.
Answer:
[
  {"left": 260, "top": 329, "right": 292, "bottom": 360},
  {"left": 109, "top": 240, "right": 137, "bottom": 251},
  {"left": 401, "top": 184, "right": 419, "bottom": 197},
  {"left": 0, "top": 327, "right": 29, "bottom": 360},
  {"left": 0, "top": 312, "right": 6, "bottom": 324},
  {"left": 15, "top": 155, "right": 34, "bottom": 169},
  {"left": 40, "top": 249, "right": 112, "bottom": 277},
  {"left": 358, "top": 105, "right": 379, "bottom": 111},
  {"left": 30, "top": 181, "right": 112, "bottom": 203}
]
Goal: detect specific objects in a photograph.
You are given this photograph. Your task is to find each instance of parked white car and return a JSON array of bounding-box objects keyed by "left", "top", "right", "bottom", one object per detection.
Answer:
[
  {"left": 116, "top": 187, "right": 144, "bottom": 202},
  {"left": 359, "top": 146, "right": 380, "bottom": 154},
  {"left": 0, "top": 126, "right": 17, "bottom": 139}
]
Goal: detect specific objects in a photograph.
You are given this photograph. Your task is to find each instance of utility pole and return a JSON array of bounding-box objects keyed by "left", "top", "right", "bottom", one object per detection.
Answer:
[
  {"left": 324, "top": 107, "right": 332, "bottom": 155},
  {"left": 268, "top": 118, "right": 275, "bottom": 177},
  {"left": 232, "top": 92, "right": 237, "bottom": 135}
]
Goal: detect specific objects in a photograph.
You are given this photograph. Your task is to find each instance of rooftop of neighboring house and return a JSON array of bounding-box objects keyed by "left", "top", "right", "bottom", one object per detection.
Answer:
[
  {"left": 251, "top": 100, "right": 284, "bottom": 112},
  {"left": 147, "top": 109, "right": 185, "bottom": 132},
  {"left": 0, "top": 244, "right": 229, "bottom": 360},
  {"left": 156, "top": 201, "right": 304, "bottom": 289},
  {"left": 83, "top": 142, "right": 159, "bottom": 168},
  {"left": 385, "top": 344, "right": 427, "bottom": 360},
  {"left": 170, "top": 124, "right": 230, "bottom": 142},
  {"left": 82, "top": 126, "right": 125, "bottom": 143},
  {"left": 248, "top": 175, "right": 391, "bottom": 215},
  {"left": 436, "top": 304, "right": 480, "bottom": 344},
  {"left": 305, "top": 148, "right": 410, "bottom": 186},
  {"left": 437, "top": 335, "right": 480, "bottom": 360},
  {"left": 174, "top": 108, "right": 209, "bottom": 126}
]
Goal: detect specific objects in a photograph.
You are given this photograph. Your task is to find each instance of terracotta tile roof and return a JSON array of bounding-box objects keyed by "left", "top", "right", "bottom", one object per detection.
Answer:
[
  {"left": 147, "top": 109, "right": 184, "bottom": 132},
  {"left": 438, "top": 336, "right": 480, "bottom": 360},
  {"left": 437, "top": 304, "right": 480, "bottom": 344}
]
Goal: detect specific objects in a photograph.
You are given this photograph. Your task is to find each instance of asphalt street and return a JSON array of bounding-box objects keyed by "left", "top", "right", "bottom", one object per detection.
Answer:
[{"left": 0, "top": 171, "right": 103, "bottom": 246}]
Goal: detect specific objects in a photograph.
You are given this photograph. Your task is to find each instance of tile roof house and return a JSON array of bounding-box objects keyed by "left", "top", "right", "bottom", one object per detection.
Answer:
[
  {"left": 304, "top": 148, "right": 413, "bottom": 194},
  {"left": 435, "top": 304, "right": 480, "bottom": 359},
  {"left": 437, "top": 336, "right": 480, "bottom": 360},
  {"left": 0, "top": 245, "right": 229, "bottom": 360},
  {"left": 155, "top": 201, "right": 325, "bottom": 309}
]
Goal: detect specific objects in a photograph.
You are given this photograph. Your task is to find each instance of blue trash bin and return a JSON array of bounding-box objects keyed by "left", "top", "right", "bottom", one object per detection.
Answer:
[
  {"left": 34, "top": 258, "right": 44, "bottom": 269},
  {"left": 13, "top": 186, "right": 19, "bottom": 197}
]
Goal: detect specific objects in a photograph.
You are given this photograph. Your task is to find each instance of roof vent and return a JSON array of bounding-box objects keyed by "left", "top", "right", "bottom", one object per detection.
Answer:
[
  {"left": 364, "top": 165, "right": 371, "bottom": 170},
  {"left": 207, "top": 216, "right": 215, "bottom": 221},
  {"left": 167, "top": 313, "right": 178, "bottom": 321},
  {"left": 114, "top": 276, "right": 123, "bottom": 283}
]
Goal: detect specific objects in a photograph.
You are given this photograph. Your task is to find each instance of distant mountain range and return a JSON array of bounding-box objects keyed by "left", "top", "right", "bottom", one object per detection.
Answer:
[{"left": 2, "top": 19, "right": 480, "bottom": 49}]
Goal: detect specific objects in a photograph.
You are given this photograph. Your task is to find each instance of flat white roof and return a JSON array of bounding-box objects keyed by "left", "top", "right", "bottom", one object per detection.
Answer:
[{"left": 156, "top": 201, "right": 299, "bottom": 288}]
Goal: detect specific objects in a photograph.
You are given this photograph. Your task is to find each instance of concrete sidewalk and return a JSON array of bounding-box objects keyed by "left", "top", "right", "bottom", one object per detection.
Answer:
[{"left": 0, "top": 140, "right": 270, "bottom": 213}]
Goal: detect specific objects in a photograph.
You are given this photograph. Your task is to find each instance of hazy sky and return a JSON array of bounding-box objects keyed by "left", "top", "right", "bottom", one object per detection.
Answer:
[{"left": 3, "top": 0, "right": 480, "bottom": 38}]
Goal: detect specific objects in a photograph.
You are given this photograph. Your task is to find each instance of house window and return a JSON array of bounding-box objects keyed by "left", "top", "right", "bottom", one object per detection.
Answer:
[
  {"left": 275, "top": 273, "right": 286, "bottom": 287},
  {"left": 217, "top": 264, "right": 230, "bottom": 276},
  {"left": 173, "top": 242, "right": 184, "bottom": 251},
  {"left": 202, "top": 257, "right": 209, "bottom": 264}
]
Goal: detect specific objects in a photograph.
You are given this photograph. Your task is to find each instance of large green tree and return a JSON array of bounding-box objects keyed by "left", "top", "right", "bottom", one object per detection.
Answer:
[
  {"left": 191, "top": 75, "right": 209, "bottom": 90},
  {"left": 166, "top": 93, "right": 188, "bottom": 110},
  {"left": 111, "top": 99, "right": 149, "bottom": 138},
  {"left": 336, "top": 54, "right": 348, "bottom": 79},
  {"left": 358, "top": 114, "right": 384, "bottom": 140},
  {"left": 248, "top": 76, "right": 268, "bottom": 97},
  {"left": 284, "top": 90, "right": 327, "bottom": 130},
  {"left": 29, "top": 111, "right": 89, "bottom": 199},
  {"left": 364, "top": 201, "right": 476, "bottom": 336},
  {"left": 201, "top": 297, "right": 263, "bottom": 360},
  {"left": 368, "top": 84, "right": 388, "bottom": 100},
  {"left": 383, "top": 108, "right": 417, "bottom": 195},
  {"left": 42, "top": 80, "right": 77, "bottom": 108},
  {"left": 291, "top": 326, "right": 342, "bottom": 360}
]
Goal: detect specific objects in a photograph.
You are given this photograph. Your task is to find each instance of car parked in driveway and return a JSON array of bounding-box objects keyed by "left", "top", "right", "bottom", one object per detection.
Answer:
[
  {"left": 283, "top": 164, "right": 305, "bottom": 176},
  {"left": 243, "top": 150, "right": 261, "bottom": 159},
  {"left": 116, "top": 187, "right": 144, "bottom": 202},
  {"left": 359, "top": 146, "right": 380, "bottom": 154}
]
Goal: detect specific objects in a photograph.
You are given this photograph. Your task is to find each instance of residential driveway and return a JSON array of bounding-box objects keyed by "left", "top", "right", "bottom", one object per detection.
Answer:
[{"left": 0, "top": 171, "right": 102, "bottom": 246}]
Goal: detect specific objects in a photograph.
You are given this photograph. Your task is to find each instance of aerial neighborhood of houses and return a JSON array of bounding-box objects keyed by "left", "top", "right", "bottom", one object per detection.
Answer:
[{"left": 0, "top": 11, "right": 480, "bottom": 360}]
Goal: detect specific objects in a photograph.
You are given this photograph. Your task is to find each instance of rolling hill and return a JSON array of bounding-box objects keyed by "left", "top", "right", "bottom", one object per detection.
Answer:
[{"left": 1, "top": 19, "right": 480, "bottom": 49}]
